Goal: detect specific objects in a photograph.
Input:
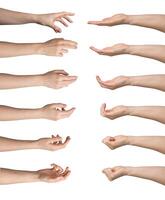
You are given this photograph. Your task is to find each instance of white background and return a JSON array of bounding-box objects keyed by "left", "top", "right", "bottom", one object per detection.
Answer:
[{"left": 0, "top": 0, "right": 165, "bottom": 199}]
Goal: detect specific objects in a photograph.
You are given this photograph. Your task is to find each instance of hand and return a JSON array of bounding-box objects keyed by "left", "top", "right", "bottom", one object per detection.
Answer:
[
  {"left": 39, "top": 38, "right": 77, "bottom": 56},
  {"left": 96, "top": 75, "right": 129, "bottom": 90},
  {"left": 38, "top": 11, "right": 74, "bottom": 33},
  {"left": 102, "top": 135, "right": 128, "bottom": 150},
  {"left": 100, "top": 103, "right": 128, "bottom": 120},
  {"left": 38, "top": 164, "right": 71, "bottom": 183},
  {"left": 90, "top": 43, "right": 129, "bottom": 56},
  {"left": 102, "top": 166, "right": 127, "bottom": 181},
  {"left": 37, "top": 135, "right": 71, "bottom": 151},
  {"left": 88, "top": 13, "right": 128, "bottom": 26},
  {"left": 42, "top": 70, "right": 77, "bottom": 89},
  {"left": 41, "top": 103, "right": 75, "bottom": 121}
]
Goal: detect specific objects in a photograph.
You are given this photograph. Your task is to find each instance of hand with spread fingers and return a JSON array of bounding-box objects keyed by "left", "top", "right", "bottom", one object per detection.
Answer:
[
  {"left": 0, "top": 8, "right": 74, "bottom": 33},
  {"left": 102, "top": 166, "right": 165, "bottom": 185},
  {"left": 100, "top": 103, "right": 128, "bottom": 120},
  {"left": 96, "top": 75, "right": 128, "bottom": 90},
  {"left": 37, "top": 11, "right": 74, "bottom": 33},
  {"left": 0, "top": 164, "right": 70, "bottom": 184},
  {"left": 38, "top": 164, "right": 71, "bottom": 183},
  {"left": 102, "top": 135, "right": 128, "bottom": 150},
  {"left": 88, "top": 13, "right": 165, "bottom": 33}
]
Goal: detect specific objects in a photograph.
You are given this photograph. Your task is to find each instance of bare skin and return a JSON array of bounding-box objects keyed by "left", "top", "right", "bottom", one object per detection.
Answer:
[
  {"left": 0, "top": 8, "right": 75, "bottom": 33},
  {"left": 0, "top": 70, "right": 77, "bottom": 90},
  {"left": 103, "top": 166, "right": 165, "bottom": 185},
  {"left": 0, "top": 135, "right": 70, "bottom": 152},
  {"left": 96, "top": 74, "right": 165, "bottom": 92},
  {"left": 102, "top": 135, "right": 165, "bottom": 154},
  {"left": 100, "top": 104, "right": 165, "bottom": 124},
  {"left": 0, "top": 164, "right": 70, "bottom": 184},
  {"left": 88, "top": 13, "right": 165, "bottom": 32},
  {"left": 0, "top": 103, "right": 75, "bottom": 121},
  {"left": 0, "top": 38, "right": 77, "bottom": 58},
  {"left": 90, "top": 44, "right": 165, "bottom": 63}
]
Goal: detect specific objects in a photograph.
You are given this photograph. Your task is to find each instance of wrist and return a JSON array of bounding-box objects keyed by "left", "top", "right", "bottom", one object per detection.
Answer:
[
  {"left": 30, "top": 14, "right": 42, "bottom": 24},
  {"left": 124, "top": 166, "right": 134, "bottom": 176},
  {"left": 125, "top": 106, "right": 135, "bottom": 116},
  {"left": 27, "top": 171, "right": 40, "bottom": 182}
]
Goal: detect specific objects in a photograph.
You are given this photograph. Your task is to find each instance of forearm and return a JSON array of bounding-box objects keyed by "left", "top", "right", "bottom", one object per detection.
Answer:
[
  {"left": 127, "top": 45, "right": 165, "bottom": 63},
  {"left": 127, "top": 166, "right": 165, "bottom": 185},
  {"left": 128, "top": 136, "right": 165, "bottom": 154},
  {"left": 0, "top": 8, "right": 39, "bottom": 25},
  {"left": 0, "top": 73, "right": 43, "bottom": 89},
  {"left": 0, "top": 136, "right": 39, "bottom": 151},
  {"left": 128, "top": 75, "right": 165, "bottom": 91},
  {"left": 127, "top": 14, "right": 165, "bottom": 32},
  {"left": 0, "top": 168, "right": 39, "bottom": 184},
  {"left": 0, "top": 42, "right": 42, "bottom": 57},
  {"left": 127, "top": 106, "right": 165, "bottom": 124},
  {"left": 0, "top": 105, "right": 43, "bottom": 121}
]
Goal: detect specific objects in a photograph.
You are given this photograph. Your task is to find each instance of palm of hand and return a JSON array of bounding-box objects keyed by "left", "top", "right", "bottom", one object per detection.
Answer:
[{"left": 103, "top": 166, "right": 126, "bottom": 181}]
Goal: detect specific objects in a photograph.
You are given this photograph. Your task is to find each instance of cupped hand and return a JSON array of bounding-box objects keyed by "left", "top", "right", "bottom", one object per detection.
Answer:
[
  {"left": 96, "top": 75, "right": 129, "bottom": 90},
  {"left": 102, "top": 135, "right": 128, "bottom": 150},
  {"left": 100, "top": 103, "right": 128, "bottom": 120},
  {"left": 38, "top": 164, "right": 71, "bottom": 182},
  {"left": 102, "top": 166, "right": 127, "bottom": 181},
  {"left": 42, "top": 103, "right": 75, "bottom": 121},
  {"left": 43, "top": 70, "right": 77, "bottom": 89},
  {"left": 37, "top": 134, "right": 71, "bottom": 151},
  {"left": 90, "top": 43, "right": 128, "bottom": 56}
]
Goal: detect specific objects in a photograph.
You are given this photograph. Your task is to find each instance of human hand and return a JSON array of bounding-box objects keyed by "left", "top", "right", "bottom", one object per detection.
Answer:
[
  {"left": 96, "top": 75, "right": 129, "bottom": 90},
  {"left": 42, "top": 70, "right": 77, "bottom": 89},
  {"left": 90, "top": 43, "right": 129, "bottom": 56},
  {"left": 102, "top": 135, "right": 128, "bottom": 150},
  {"left": 37, "top": 135, "right": 71, "bottom": 151},
  {"left": 102, "top": 166, "right": 128, "bottom": 181},
  {"left": 41, "top": 103, "right": 75, "bottom": 121},
  {"left": 38, "top": 164, "right": 71, "bottom": 183},
  {"left": 88, "top": 14, "right": 128, "bottom": 26},
  {"left": 39, "top": 38, "right": 77, "bottom": 56},
  {"left": 38, "top": 11, "right": 74, "bottom": 33},
  {"left": 100, "top": 103, "right": 128, "bottom": 120}
]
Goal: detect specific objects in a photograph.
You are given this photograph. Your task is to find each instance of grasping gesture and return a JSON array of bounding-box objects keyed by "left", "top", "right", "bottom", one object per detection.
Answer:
[
  {"left": 0, "top": 38, "right": 77, "bottom": 58},
  {"left": 0, "top": 70, "right": 77, "bottom": 90},
  {"left": 0, "top": 164, "right": 70, "bottom": 184},
  {"left": 0, "top": 103, "right": 75, "bottom": 121},
  {"left": 0, "top": 135, "right": 70, "bottom": 152},
  {"left": 0, "top": 8, "right": 74, "bottom": 33}
]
